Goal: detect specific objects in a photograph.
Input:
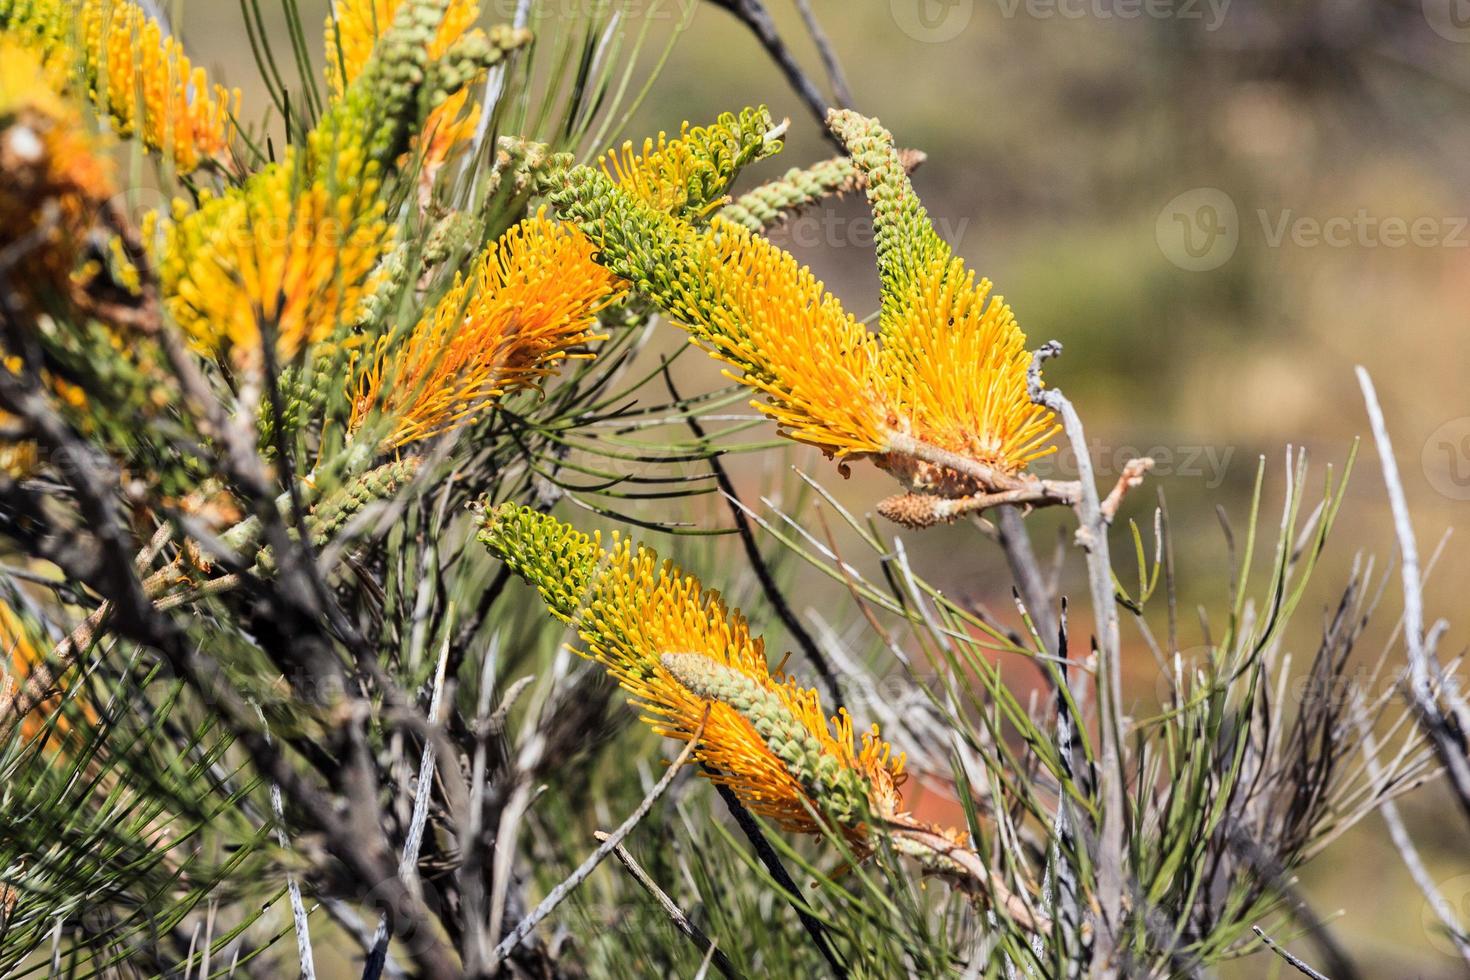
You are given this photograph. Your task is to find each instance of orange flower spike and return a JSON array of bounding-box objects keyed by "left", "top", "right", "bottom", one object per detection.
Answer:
[
  {"left": 479, "top": 504, "right": 908, "bottom": 838},
  {"left": 349, "top": 212, "right": 624, "bottom": 449},
  {"left": 78, "top": 0, "right": 239, "bottom": 173},
  {"left": 327, "top": 0, "right": 499, "bottom": 189},
  {"left": 829, "top": 109, "right": 1061, "bottom": 484},
  {"left": 553, "top": 166, "right": 889, "bottom": 462},
  {"left": 159, "top": 147, "right": 392, "bottom": 365},
  {"left": 555, "top": 108, "right": 1060, "bottom": 498}
]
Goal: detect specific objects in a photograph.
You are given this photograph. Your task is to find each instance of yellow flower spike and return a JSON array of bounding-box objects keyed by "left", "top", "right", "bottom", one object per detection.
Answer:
[
  {"left": 553, "top": 110, "right": 1064, "bottom": 499},
  {"left": 598, "top": 107, "right": 781, "bottom": 221},
  {"left": 325, "top": 0, "right": 480, "bottom": 95},
  {"left": 552, "top": 168, "right": 891, "bottom": 461},
  {"left": 479, "top": 504, "right": 909, "bottom": 840},
  {"left": 829, "top": 109, "right": 1061, "bottom": 488},
  {"left": 873, "top": 255, "right": 1061, "bottom": 492},
  {"left": 159, "top": 147, "right": 393, "bottom": 366},
  {"left": 325, "top": 0, "right": 505, "bottom": 197},
  {"left": 1, "top": 0, "right": 237, "bottom": 173},
  {"left": 75, "top": 0, "right": 239, "bottom": 174},
  {"left": 690, "top": 218, "right": 891, "bottom": 460},
  {"left": 349, "top": 211, "right": 624, "bottom": 449}
]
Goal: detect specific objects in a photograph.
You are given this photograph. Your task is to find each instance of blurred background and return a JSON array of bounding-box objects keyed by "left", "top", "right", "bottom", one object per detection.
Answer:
[{"left": 179, "top": 0, "right": 1470, "bottom": 973}]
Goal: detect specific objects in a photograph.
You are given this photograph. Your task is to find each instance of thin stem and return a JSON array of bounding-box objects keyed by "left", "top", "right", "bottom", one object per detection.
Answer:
[
  {"left": 1251, "top": 927, "right": 1329, "bottom": 980},
  {"left": 1356, "top": 366, "right": 1470, "bottom": 828},
  {"left": 1028, "top": 341, "right": 1127, "bottom": 975},
  {"left": 595, "top": 832, "right": 746, "bottom": 980},
  {"left": 490, "top": 712, "right": 708, "bottom": 965},
  {"left": 710, "top": 778, "right": 846, "bottom": 976}
]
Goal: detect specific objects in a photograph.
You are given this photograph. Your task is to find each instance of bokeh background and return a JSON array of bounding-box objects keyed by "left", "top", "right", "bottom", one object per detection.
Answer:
[{"left": 178, "top": 0, "right": 1470, "bottom": 973}]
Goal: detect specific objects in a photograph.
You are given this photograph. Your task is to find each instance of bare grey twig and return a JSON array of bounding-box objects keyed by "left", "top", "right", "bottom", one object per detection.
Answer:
[
  {"left": 489, "top": 711, "right": 708, "bottom": 966},
  {"left": 706, "top": 0, "right": 844, "bottom": 146},
  {"left": 791, "top": 0, "right": 853, "bottom": 108},
  {"left": 595, "top": 832, "right": 745, "bottom": 980},
  {"left": 1252, "top": 926, "right": 1330, "bottom": 980},
  {"left": 1356, "top": 366, "right": 1470, "bottom": 828},
  {"left": 1028, "top": 340, "right": 1127, "bottom": 975},
  {"left": 995, "top": 505, "right": 1059, "bottom": 657},
  {"left": 363, "top": 627, "right": 454, "bottom": 980},
  {"left": 254, "top": 705, "right": 316, "bottom": 980},
  {"left": 1358, "top": 721, "right": 1470, "bottom": 966}
]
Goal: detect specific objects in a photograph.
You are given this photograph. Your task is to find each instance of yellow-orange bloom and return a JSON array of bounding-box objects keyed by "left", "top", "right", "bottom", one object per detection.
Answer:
[
  {"left": 326, "top": 0, "right": 480, "bottom": 94},
  {"left": 479, "top": 504, "right": 907, "bottom": 837},
  {"left": 871, "top": 257, "right": 1060, "bottom": 492},
  {"left": 685, "top": 218, "right": 891, "bottom": 460},
  {"left": 159, "top": 143, "right": 392, "bottom": 365},
  {"left": 0, "top": 425, "right": 37, "bottom": 477},
  {"left": 325, "top": 0, "right": 482, "bottom": 190},
  {"left": 75, "top": 0, "right": 238, "bottom": 173},
  {"left": 349, "top": 212, "right": 623, "bottom": 449},
  {"left": 599, "top": 108, "right": 778, "bottom": 220},
  {"left": 553, "top": 109, "right": 1062, "bottom": 497}
]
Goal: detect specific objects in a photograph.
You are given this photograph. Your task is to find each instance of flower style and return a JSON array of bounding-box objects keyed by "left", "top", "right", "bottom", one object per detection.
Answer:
[
  {"left": 478, "top": 503, "right": 909, "bottom": 838},
  {"left": 552, "top": 108, "right": 1060, "bottom": 500},
  {"left": 348, "top": 211, "right": 625, "bottom": 449}
]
